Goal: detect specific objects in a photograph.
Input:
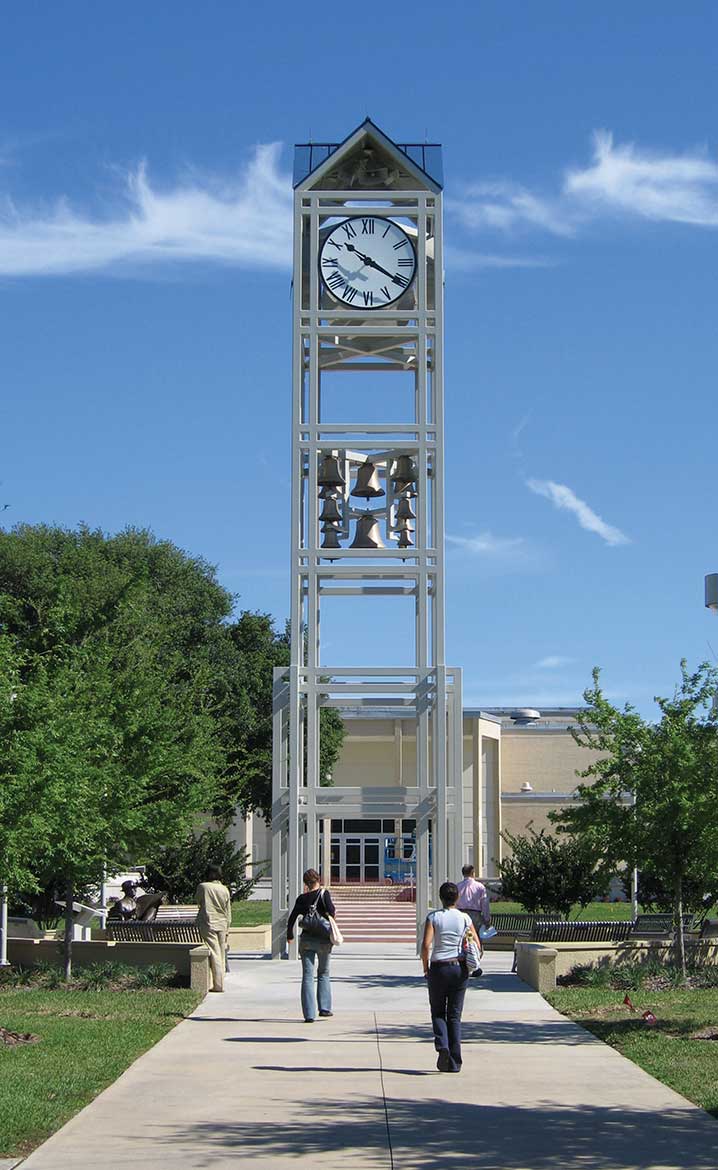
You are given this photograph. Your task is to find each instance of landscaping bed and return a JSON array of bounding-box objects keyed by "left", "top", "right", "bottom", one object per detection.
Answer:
[
  {"left": 0, "top": 969, "right": 200, "bottom": 1157},
  {"left": 548, "top": 971, "right": 718, "bottom": 1118}
]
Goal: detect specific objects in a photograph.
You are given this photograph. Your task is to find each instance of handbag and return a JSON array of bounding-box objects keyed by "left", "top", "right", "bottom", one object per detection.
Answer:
[
  {"left": 300, "top": 888, "right": 332, "bottom": 941},
  {"left": 460, "top": 917, "right": 481, "bottom": 973},
  {"left": 329, "top": 916, "right": 344, "bottom": 946}
]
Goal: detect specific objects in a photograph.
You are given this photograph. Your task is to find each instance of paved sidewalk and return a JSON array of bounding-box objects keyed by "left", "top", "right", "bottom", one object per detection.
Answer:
[{"left": 20, "top": 951, "right": 718, "bottom": 1169}]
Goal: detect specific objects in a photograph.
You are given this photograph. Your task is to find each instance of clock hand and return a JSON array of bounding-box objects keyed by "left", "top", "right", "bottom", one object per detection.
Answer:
[{"left": 344, "top": 244, "right": 403, "bottom": 285}]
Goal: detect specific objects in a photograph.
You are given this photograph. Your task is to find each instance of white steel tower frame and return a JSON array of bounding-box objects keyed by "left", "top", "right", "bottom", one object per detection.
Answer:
[{"left": 272, "top": 121, "right": 463, "bottom": 956}]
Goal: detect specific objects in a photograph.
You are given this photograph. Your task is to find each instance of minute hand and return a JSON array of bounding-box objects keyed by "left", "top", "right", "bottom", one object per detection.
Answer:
[{"left": 344, "top": 244, "right": 403, "bottom": 285}]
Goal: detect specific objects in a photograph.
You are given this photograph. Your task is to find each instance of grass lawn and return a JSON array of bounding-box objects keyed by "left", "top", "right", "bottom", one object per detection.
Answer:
[
  {"left": 0, "top": 986, "right": 200, "bottom": 1158},
  {"left": 547, "top": 986, "right": 718, "bottom": 1118},
  {"left": 231, "top": 900, "right": 271, "bottom": 926},
  {"left": 491, "top": 900, "right": 636, "bottom": 920}
]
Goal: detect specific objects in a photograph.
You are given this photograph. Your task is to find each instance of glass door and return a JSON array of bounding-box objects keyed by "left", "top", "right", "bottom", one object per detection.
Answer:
[{"left": 330, "top": 835, "right": 384, "bottom": 883}]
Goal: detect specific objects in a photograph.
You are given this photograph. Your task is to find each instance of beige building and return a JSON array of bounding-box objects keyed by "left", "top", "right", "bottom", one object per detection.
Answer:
[{"left": 234, "top": 706, "right": 592, "bottom": 883}]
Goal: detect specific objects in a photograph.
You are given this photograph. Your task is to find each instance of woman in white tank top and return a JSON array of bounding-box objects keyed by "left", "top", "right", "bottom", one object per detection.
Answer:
[{"left": 420, "top": 881, "right": 481, "bottom": 1072}]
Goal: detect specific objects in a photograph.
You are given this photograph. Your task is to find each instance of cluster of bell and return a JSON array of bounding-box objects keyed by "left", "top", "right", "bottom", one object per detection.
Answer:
[
  {"left": 391, "top": 456, "right": 418, "bottom": 550},
  {"left": 317, "top": 455, "right": 346, "bottom": 550},
  {"left": 316, "top": 452, "right": 419, "bottom": 551}
]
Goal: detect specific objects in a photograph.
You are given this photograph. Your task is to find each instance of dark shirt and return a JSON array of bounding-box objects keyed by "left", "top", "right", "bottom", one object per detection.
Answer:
[{"left": 287, "top": 888, "right": 336, "bottom": 940}]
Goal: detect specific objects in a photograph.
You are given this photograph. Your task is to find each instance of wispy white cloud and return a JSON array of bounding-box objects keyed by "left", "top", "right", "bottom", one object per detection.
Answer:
[
  {"left": 448, "top": 181, "right": 575, "bottom": 237},
  {"left": 535, "top": 655, "right": 574, "bottom": 670},
  {"left": 447, "top": 531, "right": 525, "bottom": 555},
  {"left": 444, "top": 246, "right": 555, "bottom": 271},
  {"left": 526, "top": 479, "right": 631, "bottom": 547},
  {"left": 566, "top": 131, "right": 718, "bottom": 227},
  {"left": 451, "top": 130, "right": 718, "bottom": 238},
  {"left": 0, "top": 144, "right": 292, "bottom": 277}
]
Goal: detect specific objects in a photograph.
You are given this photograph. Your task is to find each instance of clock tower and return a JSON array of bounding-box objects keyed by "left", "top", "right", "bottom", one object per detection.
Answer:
[{"left": 271, "top": 120, "right": 463, "bottom": 953}]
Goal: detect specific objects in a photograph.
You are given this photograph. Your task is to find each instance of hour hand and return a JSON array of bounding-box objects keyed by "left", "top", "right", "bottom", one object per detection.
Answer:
[{"left": 344, "top": 243, "right": 372, "bottom": 265}]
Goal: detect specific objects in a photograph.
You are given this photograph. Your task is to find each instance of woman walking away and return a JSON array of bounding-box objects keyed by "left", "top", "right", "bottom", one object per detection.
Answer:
[
  {"left": 421, "top": 881, "right": 480, "bottom": 1072},
  {"left": 287, "top": 869, "right": 336, "bottom": 1023}
]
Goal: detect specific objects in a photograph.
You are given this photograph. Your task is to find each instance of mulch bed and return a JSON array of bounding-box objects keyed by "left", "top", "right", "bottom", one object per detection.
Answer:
[{"left": 1, "top": 1026, "right": 40, "bottom": 1047}]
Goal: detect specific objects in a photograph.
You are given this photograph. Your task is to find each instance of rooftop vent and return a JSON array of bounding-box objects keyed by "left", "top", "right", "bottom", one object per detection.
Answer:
[{"left": 510, "top": 708, "right": 541, "bottom": 725}]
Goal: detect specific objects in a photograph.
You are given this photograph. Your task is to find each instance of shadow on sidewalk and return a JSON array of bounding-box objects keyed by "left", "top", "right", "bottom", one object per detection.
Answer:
[
  {"left": 375, "top": 1017, "right": 597, "bottom": 1046},
  {"left": 163, "top": 1098, "right": 718, "bottom": 1167}
]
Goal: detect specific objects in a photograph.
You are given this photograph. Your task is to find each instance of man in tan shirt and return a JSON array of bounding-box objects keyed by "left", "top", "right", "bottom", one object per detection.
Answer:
[{"left": 195, "top": 865, "right": 232, "bottom": 992}]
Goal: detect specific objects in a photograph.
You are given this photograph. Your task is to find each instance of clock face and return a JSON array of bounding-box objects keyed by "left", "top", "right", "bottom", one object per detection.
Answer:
[{"left": 319, "top": 216, "right": 417, "bottom": 309}]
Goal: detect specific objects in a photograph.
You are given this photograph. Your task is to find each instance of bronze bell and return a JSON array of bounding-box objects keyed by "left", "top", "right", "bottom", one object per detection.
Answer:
[
  {"left": 391, "top": 456, "right": 417, "bottom": 486},
  {"left": 351, "top": 461, "right": 384, "bottom": 499},
  {"left": 350, "top": 513, "right": 385, "bottom": 549},
  {"left": 321, "top": 527, "right": 342, "bottom": 550},
  {"left": 319, "top": 497, "right": 342, "bottom": 523},
  {"left": 319, "top": 484, "right": 341, "bottom": 499},
  {"left": 397, "top": 529, "right": 413, "bottom": 549},
  {"left": 396, "top": 497, "right": 417, "bottom": 522},
  {"left": 318, "top": 455, "right": 346, "bottom": 488}
]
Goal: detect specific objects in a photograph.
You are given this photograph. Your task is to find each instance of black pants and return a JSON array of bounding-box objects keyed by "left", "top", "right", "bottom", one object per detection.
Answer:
[{"left": 428, "top": 961, "right": 468, "bottom": 1071}]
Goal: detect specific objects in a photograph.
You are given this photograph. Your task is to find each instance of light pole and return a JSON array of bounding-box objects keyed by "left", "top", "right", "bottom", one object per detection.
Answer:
[
  {"left": 0, "top": 689, "right": 17, "bottom": 967},
  {"left": 705, "top": 575, "right": 718, "bottom": 716}
]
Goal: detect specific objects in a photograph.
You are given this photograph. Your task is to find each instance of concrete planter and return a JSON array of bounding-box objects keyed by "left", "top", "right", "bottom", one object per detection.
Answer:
[{"left": 7, "top": 937, "right": 211, "bottom": 996}]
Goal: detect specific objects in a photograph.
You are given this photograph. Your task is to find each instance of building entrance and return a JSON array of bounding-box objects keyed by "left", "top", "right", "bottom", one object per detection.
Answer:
[{"left": 330, "top": 835, "right": 382, "bottom": 884}]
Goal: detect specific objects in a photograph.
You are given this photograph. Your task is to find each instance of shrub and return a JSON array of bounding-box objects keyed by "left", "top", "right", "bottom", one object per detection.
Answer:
[
  {"left": 143, "top": 826, "right": 257, "bottom": 904},
  {"left": 499, "top": 827, "right": 605, "bottom": 917}
]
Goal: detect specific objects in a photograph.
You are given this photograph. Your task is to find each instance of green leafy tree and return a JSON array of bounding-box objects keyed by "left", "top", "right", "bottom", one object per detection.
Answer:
[
  {"left": 144, "top": 827, "right": 256, "bottom": 904},
  {"left": 210, "top": 612, "right": 344, "bottom": 823},
  {"left": 0, "top": 524, "right": 230, "bottom": 976},
  {"left": 552, "top": 661, "right": 718, "bottom": 977},
  {"left": 498, "top": 826, "right": 605, "bottom": 917}
]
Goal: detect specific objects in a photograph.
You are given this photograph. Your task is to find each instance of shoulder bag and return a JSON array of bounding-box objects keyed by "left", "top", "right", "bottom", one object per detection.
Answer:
[
  {"left": 460, "top": 913, "right": 481, "bottom": 973},
  {"left": 300, "top": 888, "right": 333, "bottom": 941}
]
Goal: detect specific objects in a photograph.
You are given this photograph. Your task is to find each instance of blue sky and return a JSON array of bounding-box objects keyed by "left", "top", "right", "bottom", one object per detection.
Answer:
[{"left": 2, "top": 3, "right": 717, "bottom": 715}]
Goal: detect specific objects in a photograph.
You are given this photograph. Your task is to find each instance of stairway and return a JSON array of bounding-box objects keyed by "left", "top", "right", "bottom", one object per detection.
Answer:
[{"left": 331, "top": 884, "right": 418, "bottom": 944}]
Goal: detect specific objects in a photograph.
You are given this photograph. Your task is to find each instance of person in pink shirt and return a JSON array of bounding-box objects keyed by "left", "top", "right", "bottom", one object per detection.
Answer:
[{"left": 456, "top": 864, "right": 491, "bottom": 977}]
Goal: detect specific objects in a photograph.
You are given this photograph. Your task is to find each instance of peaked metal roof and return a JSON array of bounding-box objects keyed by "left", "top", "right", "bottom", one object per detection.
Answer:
[{"left": 293, "top": 117, "right": 443, "bottom": 190}]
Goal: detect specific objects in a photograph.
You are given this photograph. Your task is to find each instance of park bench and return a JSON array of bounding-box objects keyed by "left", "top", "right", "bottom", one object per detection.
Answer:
[
  {"left": 106, "top": 919, "right": 203, "bottom": 943},
  {"left": 532, "top": 920, "right": 633, "bottom": 943},
  {"left": 513, "top": 918, "right": 632, "bottom": 970},
  {"left": 106, "top": 903, "right": 202, "bottom": 942},
  {"left": 490, "top": 912, "right": 535, "bottom": 942},
  {"left": 629, "top": 913, "right": 674, "bottom": 938}
]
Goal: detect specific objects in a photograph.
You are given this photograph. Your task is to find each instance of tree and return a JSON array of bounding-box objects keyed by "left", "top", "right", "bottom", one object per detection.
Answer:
[
  {"left": 552, "top": 661, "right": 718, "bottom": 978},
  {"left": 0, "top": 524, "right": 231, "bottom": 976},
  {"left": 144, "top": 827, "right": 256, "bottom": 904},
  {"left": 209, "top": 612, "right": 344, "bottom": 823},
  {"left": 498, "top": 827, "right": 605, "bottom": 917}
]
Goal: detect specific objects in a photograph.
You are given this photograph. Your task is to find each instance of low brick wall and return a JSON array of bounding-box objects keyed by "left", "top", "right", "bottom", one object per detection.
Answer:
[
  {"left": 227, "top": 925, "right": 271, "bottom": 952},
  {"left": 7, "top": 937, "right": 211, "bottom": 996},
  {"left": 516, "top": 939, "right": 718, "bottom": 992}
]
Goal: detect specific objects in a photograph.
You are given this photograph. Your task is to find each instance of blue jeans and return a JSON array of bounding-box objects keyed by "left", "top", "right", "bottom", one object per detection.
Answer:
[
  {"left": 428, "top": 962, "right": 468, "bottom": 1071},
  {"left": 299, "top": 938, "right": 332, "bottom": 1021}
]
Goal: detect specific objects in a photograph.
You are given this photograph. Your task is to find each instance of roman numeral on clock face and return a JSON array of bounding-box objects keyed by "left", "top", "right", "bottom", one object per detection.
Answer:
[
  {"left": 341, "top": 221, "right": 357, "bottom": 240},
  {"left": 322, "top": 257, "right": 339, "bottom": 268},
  {"left": 363, "top": 290, "right": 374, "bottom": 306},
  {"left": 343, "top": 284, "right": 359, "bottom": 303},
  {"left": 397, "top": 257, "right": 413, "bottom": 267},
  {"left": 327, "top": 271, "right": 344, "bottom": 289},
  {"left": 361, "top": 219, "right": 374, "bottom": 234},
  {"left": 380, "top": 286, "right": 391, "bottom": 300},
  {"left": 393, "top": 238, "right": 409, "bottom": 250},
  {"left": 392, "top": 273, "right": 409, "bottom": 288}
]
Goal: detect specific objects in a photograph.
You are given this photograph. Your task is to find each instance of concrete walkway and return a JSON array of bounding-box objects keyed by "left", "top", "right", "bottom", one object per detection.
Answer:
[{"left": 21, "top": 950, "right": 718, "bottom": 1169}]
